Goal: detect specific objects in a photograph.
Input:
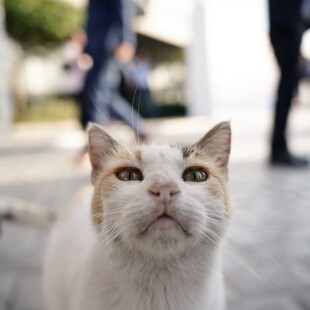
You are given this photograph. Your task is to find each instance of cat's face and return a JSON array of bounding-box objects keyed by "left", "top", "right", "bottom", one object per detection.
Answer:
[{"left": 88, "top": 122, "right": 231, "bottom": 259}]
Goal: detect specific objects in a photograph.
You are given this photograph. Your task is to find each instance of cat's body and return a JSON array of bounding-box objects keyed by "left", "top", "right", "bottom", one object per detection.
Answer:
[{"left": 44, "top": 122, "right": 232, "bottom": 310}]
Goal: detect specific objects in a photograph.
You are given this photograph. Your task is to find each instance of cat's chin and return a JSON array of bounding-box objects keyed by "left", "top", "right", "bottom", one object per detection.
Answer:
[{"left": 123, "top": 215, "right": 192, "bottom": 258}]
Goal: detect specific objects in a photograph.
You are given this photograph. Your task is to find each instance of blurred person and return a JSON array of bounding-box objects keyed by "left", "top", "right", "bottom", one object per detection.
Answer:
[
  {"left": 62, "top": 29, "right": 89, "bottom": 97},
  {"left": 269, "top": 0, "right": 308, "bottom": 167},
  {"left": 78, "top": 0, "right": 147, "bottom": 160},
  {"left": 119, "top": 48, "right": 160, "bottom": 118}
]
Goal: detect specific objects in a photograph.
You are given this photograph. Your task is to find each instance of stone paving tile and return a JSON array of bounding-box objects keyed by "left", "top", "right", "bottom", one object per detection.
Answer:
[
  {"left": 225, "top": 160, "right": 310, "bottom": 309},
  {"left": 229, "top": 293, "right": 303, "bottom": 310},
  {"left": 0, "top": 130, "right": 89, "bottom": 310},
  {"left": 0, "top": 177, "right": 89, "bottom": 214},
  {"left": 0, "top": 225, "right": 47, "bottom": 271},
  {"left": 0, "top": 269, "right": 17, "bottom": 310},
  {"left": 0, "top": 223, "right": 48, "bottom": 310},
  {"left": 13, "top": 272, "right": 43, "bottom": 310},
  {"left": 294, "top": 286, "right": 310, "bottom": 310}
]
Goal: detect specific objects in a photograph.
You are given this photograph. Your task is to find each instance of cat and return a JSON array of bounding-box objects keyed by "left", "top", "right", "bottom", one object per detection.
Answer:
[{"left": 43, "top": 121, "right": 232, "bottom": 310}]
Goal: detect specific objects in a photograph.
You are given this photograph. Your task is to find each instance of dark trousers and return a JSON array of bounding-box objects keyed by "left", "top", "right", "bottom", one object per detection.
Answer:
[
  {"left": 80, "top": 51, "right": 104, "bottom": 129},
  {"left": 80, "top": 53, "right": 144, "bottom": 135},
  {"left": 270, "top": 26, "right": 302, "bottom": 153}
]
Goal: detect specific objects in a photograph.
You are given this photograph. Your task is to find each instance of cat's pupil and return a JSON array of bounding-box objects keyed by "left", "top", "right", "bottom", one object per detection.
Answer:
[
  {"left": 183, "top": 168, "right": 208, "bottom": 182},
  {"left": 116, "top": 168, "right": 143, "bottom": 181},
  {"left": 131, "top": 171, "right": 140, "bottom": 181}
]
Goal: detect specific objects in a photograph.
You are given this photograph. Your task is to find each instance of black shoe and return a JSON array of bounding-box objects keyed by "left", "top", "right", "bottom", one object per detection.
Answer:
[{"left": 270, "top": 151, "right": 309, "bottom": 168}]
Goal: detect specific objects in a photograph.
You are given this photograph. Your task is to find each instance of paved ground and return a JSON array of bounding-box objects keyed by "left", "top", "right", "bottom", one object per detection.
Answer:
[{"left": 0, "top": 106, "right": 310, "bottom": 310}]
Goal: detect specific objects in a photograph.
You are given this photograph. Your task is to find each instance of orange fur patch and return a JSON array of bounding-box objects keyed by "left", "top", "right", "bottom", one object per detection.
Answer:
[
  {"left": 91, "top": 173, "right": 119, "bottom": 226},
  {"left": 209, "top": 168, "right": 232, "bottom": 217},
  {"left": 186, "top": 153, "right": 232, "bottom": 216},
  {"left": 135, "top": 149, "right": 142, "bottom": 161},
  {"left": 91, "top": 189, "right": 103, "bottom": 226},
  {"left": 91, "top": 145, "right": 141, "bottom": 227}
]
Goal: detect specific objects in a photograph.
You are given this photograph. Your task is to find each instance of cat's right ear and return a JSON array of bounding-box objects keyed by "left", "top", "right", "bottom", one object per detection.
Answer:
[
  {"left": 88, "top": 123, "right": 119, "bottom": 184},
  {"left": 195, "top": 121, "right": 231, "bottom": 173}
]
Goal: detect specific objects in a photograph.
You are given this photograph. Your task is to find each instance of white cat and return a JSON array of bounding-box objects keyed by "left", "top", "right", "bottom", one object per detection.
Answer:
[{"left": 43, "top": 121, "right": 232, "bottom": 310}]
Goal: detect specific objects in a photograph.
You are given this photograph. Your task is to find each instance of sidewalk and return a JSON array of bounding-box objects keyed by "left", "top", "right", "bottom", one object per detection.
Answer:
[{"left": 0, "top": 105, "right": 310, "bottom": 310}]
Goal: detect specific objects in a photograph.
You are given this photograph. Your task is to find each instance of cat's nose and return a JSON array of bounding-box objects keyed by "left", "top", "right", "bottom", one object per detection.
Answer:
[{"left": 148, "top": 182, "right": 180, "bottom": 204}]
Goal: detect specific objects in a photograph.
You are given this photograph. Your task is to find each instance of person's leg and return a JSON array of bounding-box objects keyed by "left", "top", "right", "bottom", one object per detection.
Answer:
[
  {"left": 80, "top": 52, "right": 108, "bottom": 129},
  {"left": 76, "top": 52, "right": 109, "bottom": 164},
  {"left": 269, "top": 27, "right": 307, "bottom": 166},
  {"left": 270, "top": 26, "right": 301, "bottom": 155},
  {"left": 97, "top": 58, "right": 147, "bottom": 137},
  {"left": 111, "top": 93, "right": 146, "bottom": 136}
]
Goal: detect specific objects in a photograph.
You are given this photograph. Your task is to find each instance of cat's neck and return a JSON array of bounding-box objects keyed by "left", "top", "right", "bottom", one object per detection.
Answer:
[{"left": 85, "top": 239, "right": 225, "bottom": 310}]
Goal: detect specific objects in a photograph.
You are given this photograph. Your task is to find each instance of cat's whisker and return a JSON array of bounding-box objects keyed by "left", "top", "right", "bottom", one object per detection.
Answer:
[
  {"left": 203, "top": 228, "right": 288, "bottom": 293},
  {"left": 205, "top": 217, "right": 230, "bottom": 228},
  {"left": 206, "top": 210, "right": 285, "bottom": 234},
  {"left": 130, "top": 79, "right": 142, "bottom": 147},
  {"left": 93, "top": 228, "right": 118, "bottom": 249},
  {"left": 231, "top": 218, "right": 286, "bottom": 230},
  {"left": 204, "top": 209, "right": 223, "bottom": 215},
  {"left": 136, "top": 85, "right": 142, "bottom": 147},
  {"left": 90, "top": 96, "right": 114, "bottom": 129},
  {"left": 230, "top": 225, "right": 285, "bottom": 235},
  {"left": 205, "top": 216, "right": 290, "bottom": 281},
  {"left": 97, "top": 223, "right": 132, "bottom": 248},
  {"left": 229, "top": 231, "right": 291, "bottom": 281},
  {"left": 94, "top": 209, "right": 123, "bottom": 217},
  {"left": 90, "top": 97, "right": 140, "bottom": 154},
  {"left": 225, "top": 243, "right": 287, "bottom": 293},
  {"left": 103, "top": 211, "right": 123, "bottom": 216},
  {"left": 97, "top": 230, "right": 119, "bottom": 246},
  {"left": 202, "top": 229, "right": 222, "bottom": 244}
]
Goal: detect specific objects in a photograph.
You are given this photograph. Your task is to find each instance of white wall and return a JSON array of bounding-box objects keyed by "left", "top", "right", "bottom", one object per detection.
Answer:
[{"left": 186, "top": 0, "right": 278, "bottom": 119}]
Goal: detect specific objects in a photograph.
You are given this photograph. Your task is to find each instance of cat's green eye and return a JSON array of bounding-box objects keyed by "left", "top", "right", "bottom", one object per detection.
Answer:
[
  {"left": 183, "top": 168, "right": 208, "bottom": 182},
  {"left": 116, "top": 168, "right": 143, "bottom": 181}
]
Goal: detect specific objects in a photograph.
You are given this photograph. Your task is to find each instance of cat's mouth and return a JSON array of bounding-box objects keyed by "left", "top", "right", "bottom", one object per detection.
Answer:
[
  {"left": 143, "top": 212, "right": 189, "bottom": 234},
  {"left": 153, "top": 213, "right": 176, "bottom": 225}
]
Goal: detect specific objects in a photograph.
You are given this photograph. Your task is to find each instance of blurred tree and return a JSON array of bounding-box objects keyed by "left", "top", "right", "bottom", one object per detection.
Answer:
[{"left": 4, "top": 0, "right": 84, "bottom": 49}]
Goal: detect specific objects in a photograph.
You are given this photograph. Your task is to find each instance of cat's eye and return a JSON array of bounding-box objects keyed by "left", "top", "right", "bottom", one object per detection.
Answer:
[
  {"left": 183, "top": 168, "right": 208, "bottom": 182},
  {"left": 116, "top": 168, "right": 143, "bottom": 181}
]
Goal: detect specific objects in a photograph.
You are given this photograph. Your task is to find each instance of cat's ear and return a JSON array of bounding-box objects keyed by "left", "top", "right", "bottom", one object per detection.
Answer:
[
  {"left": 88, "top": 123, "right": 119, "bottom": 184},
  {"left": 196, "top": 121, "right": 231, "bottom": 169}
]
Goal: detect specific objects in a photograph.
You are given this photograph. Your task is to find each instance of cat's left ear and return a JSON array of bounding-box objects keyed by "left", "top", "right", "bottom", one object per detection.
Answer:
[
  {"left": 88, "top": 123, "right": 119, "bottom": 184},
  {"left": 195, "top": 121, "right": 231, "bottom": 169}
]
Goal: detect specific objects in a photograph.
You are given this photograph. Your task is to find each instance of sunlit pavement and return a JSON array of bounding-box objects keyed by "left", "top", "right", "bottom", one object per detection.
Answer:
[{"left": 0, "top": 104, "right": 309, "bottom": 310}]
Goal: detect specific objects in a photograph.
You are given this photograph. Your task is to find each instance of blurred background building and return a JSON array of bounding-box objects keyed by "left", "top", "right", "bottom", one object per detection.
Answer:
[
  {"left": 2, "top": 0, "right": 310, "bottom": 128},
  {"left": 0, "top": 0, "right": 14, "bottom": 131}
]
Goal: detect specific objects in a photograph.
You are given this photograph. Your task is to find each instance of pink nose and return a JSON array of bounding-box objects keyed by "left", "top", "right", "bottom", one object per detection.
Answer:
[{"left": 148, "top": 182, "right": 180, "bottom": 204}]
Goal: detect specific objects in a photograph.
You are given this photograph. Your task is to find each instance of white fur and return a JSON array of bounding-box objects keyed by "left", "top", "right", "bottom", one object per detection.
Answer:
[{"left": 44, "top": 127, "right": 230, "bottom": 310}]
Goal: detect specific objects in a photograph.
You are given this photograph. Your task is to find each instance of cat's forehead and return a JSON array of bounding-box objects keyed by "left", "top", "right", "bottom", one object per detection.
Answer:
[{"left": 140, "top": 144, "right": 183, "bottom": 165}]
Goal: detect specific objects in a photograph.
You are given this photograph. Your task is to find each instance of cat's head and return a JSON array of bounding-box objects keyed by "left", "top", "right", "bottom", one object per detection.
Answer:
[{"left": 88, "top": 122, "right": 232, "bottom": 259}]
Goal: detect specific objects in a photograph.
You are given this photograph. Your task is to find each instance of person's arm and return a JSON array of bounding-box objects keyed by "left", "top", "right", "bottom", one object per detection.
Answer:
[
  {"left": 116, "top": 0, "right": 136, "bottom": 46},
  {"left": 114, "top": 0, "right": 136, "bottom": 64}
]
